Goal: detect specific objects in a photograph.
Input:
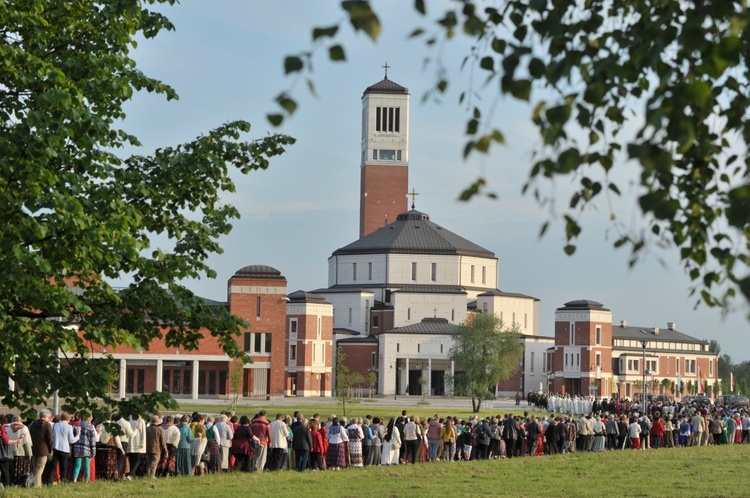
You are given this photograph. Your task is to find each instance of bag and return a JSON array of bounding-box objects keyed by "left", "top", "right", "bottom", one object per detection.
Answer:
[
  {"left": 201, "top": 449, "right": 210, "bottom": 463},
  {"left": 0, "top": 441, "right": 14, "bottom": 461}
]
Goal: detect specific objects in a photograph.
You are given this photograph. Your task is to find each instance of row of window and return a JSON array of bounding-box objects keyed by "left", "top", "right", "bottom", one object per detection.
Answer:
[
  {"left": 288, "top": 318, "right": 323, "bottom": 339},
  {"left": 569, "top": 324, "right": 603, "bottom": 345},
  {"left": 528, "top": 352, "right": 548, "bottom": 374},
  {"left": 614, "top": 339, "right": 709, "bottom": 352},
  {"left": 351, "top": 262, "right": 489, "bottom": 284},
  {"left": 372, "top": 149, "right": 401, "bottom": 161},
  {"left": 243, "top": 332, "right": 272, "bottom": 354},
  {"left": 289, "top": 342, "right": 326, "bottom": 364},
  {"left": 619, "top": 357, "right": 711, "bottom": 376},
  {"left": 375, "top": 106, "right": 400, "bottom": 132}
]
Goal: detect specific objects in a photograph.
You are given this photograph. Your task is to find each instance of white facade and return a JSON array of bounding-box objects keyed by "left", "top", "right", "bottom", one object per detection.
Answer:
[
  {"left": 377, "top": 332, "right": 454, "bottom": 396},
  {"left": 315, "top": 290, "right": 375, "bottom": 333},
  {"left": 392, "top": 291, "right": 467, "bottom": 327},
  {"left": 361, "top": 89, "right": 410, "bottom": 167},
  {"left": 476, "top": 293, "right": 541, "bottom": 336}
]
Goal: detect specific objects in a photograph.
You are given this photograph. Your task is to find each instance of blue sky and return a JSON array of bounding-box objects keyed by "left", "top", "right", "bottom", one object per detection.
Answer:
[{"left": 120, "top": 1, "right": 748, "bottom": 362}]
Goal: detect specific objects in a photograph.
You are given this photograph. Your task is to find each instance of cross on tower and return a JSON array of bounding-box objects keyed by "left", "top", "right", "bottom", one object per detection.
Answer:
[
  {"left": 382, "top": 62, "right": 391, "bottom": 79},
  {"left": 408, "top": 188, "right": 419, "bottom": 209}
]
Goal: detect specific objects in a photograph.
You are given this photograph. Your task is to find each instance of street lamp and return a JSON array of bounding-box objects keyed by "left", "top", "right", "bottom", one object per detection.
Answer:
[{"left": 640, "top": 338, "right": 648, "bottom": 408}]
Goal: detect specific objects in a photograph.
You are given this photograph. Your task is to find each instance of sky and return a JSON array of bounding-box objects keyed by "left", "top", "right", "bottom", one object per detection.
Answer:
[{"left": 119, "top": 1, "right": 748, "bottom": 362}]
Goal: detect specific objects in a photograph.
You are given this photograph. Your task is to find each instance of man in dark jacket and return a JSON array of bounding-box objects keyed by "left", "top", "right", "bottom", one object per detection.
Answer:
[
  {"left": 501, "top": 414, "right": 518, "bottom": 458},
  {"left": 29, "top": 409, "right": 53, "bottom": 487},
  {"left": 291, "top": 419, "right": 312, "bottom": 472}
]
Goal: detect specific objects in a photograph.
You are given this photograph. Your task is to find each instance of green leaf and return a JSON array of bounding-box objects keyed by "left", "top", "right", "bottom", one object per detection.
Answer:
[
  {"left": 414, "top": 0, "right": 426, "bottom": 15},
  {"left": 342, "top": 1, "right": 382, "bottom": 40},
  {"left": 284, "top": 56, "right": 304, "bottom": 74},
  {"left": 480, "top": 56, "right": 495, "bottom": 71},
  {"left": 508, "top": 79, "right": 531, "bottom": 101},
  {"left": 267, "top": 114, "right": 284, "bottom": 126},
  {"left": 312, "top": 25, "right": 339, "bottom": 40},
  {"left": 564, "top": 244, "right": 577, "bottom": 255},
  {"left": 329, "top": 44, "right": 346, "bottom": 61},
  {"left": 459, "top": 178, "right": 486, "bottom": 201}
]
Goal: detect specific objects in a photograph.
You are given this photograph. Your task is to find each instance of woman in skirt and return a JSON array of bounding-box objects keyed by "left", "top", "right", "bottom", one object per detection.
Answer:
[
  {"left": 325, "top": 418, "right": 349, "bottom": 470},
  {"left": 204, "top": 416, "right": 221, "bottom": 474}
]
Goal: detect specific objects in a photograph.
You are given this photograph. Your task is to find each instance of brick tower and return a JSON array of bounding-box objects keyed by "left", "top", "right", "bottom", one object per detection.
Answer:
[{"left": 359, "top": 65, "right": 410, "bottom": 238}]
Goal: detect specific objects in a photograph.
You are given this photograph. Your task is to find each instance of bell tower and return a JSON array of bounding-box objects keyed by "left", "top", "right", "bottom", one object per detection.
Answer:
[{"left": 359, "top": 64, "right": 410, "bottom": 238}]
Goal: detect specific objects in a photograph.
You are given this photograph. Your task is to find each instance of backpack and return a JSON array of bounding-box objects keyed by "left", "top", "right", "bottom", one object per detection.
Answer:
[{"left": 348, "top": 427, "right": 360, "bottom": 441}]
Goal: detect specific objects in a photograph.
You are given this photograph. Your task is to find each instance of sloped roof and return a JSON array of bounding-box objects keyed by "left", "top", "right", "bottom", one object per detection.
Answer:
[
  {"left": 383, "top": 318, "right": 458, "bottom": 335},
  {"left": 478, "top": 289, "right": 540, "bottom": 301},
  {"left": 363, "top": 77, "right": 409, "bottom": 96},
  {"left": 613, "top": 325, "right": 708, "bottom": 344},
  {"left": 332, "top": 210, "right": 495, "bottom": 259}
]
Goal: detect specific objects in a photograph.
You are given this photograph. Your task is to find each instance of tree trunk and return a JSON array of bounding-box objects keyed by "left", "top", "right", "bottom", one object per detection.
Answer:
[{"left": 472, "top": 396, "right": 482, "bottom": 412}]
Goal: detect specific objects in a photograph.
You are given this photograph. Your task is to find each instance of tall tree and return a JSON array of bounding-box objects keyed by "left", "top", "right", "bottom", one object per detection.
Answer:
[
  {"left": 449, "top": 313, "right": 523, "bottom": 412},
  {"left": 276, "top": 0, "right": 750, "bottom": 315},
  {"left": 0, "top": 1, "right": 294, "bottom": 419}
]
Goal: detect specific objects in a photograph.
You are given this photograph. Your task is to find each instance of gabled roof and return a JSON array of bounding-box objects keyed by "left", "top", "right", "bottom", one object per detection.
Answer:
[
  {"left": 478, "top": 289, "right": 540, "bottom": 301},
  {"left": 332, "top": 210, "right": 495, "bottom": 259},
  {"left": 363, "top": 77, "right": 409, "bottom": 96},
  {"left": 333, "top": 328, "right": 361, "bottom": 336}
]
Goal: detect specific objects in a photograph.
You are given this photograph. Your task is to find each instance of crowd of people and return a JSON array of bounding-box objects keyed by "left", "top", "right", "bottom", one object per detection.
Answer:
[{"left": 1, "top": 397, "right": 748, "bottom": 487}]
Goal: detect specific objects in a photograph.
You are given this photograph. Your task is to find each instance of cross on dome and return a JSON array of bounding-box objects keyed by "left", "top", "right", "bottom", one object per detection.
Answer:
[
  {"left": 382, "top": 61, "right": 391, "bottom": 79},
  {"left": 408, "top": 188, "right": 419, "bottom": 209}
]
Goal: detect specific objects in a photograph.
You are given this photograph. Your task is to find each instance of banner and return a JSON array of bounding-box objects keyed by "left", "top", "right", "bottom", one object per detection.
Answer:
[
  {"left": 698, "top": 368, "right": 705, "bottom": 394},
  {"left": 731, "top": 372, "right": 735, "bottom": 392}
]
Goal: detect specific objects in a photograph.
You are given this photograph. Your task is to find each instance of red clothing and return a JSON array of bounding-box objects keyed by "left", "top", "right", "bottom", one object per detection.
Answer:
[
  {"left": 311, "top": 429, "right": 325, "bottom": 453},
  {"left": 250, "top": 417, "right": 271, "bottom": 447},
  {"left": 650, "top": 420, "right": 665, "bottom": 437}
]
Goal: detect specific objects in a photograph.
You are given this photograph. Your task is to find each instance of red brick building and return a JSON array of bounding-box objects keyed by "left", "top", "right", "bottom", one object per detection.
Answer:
[{"left": 549, "top": 300, "right": 718, "bottom": 399}]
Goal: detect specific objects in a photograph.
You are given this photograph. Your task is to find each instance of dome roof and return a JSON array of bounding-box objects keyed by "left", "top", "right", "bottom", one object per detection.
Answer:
[
  {"left": 233, "top": 265, "right": 284, "bottom": 279},
  {"left": 287, "top": 290, "right": 328, "bottom": 304},
  {"left": 332, "top": 209, "right": 495, "bottom": 259},
  {"left": 557, "top": 299, "right": 609, "bottom": 311}
]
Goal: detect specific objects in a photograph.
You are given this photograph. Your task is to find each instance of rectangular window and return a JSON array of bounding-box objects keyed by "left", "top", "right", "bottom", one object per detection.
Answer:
[
  {"left": 395, "top": 107, "right": 400, "bottom": 132},
  {"left": 373, "top": 149, "right": 377, "bottom": 159},
  {"left": 596, "top": 353, "right": 601, "bottom": 368},
  {"left": 208, "top": 370, "right": 217, "bottom": 395},
  {"left": 417, "top": 344, "right": 421, "bottom": 353},
  {"left": 321, "top": 343, "right": 325, "bottom": 363},
  {"left": 483, "top": 303, "right": 488, "bottom": 313},
  {"left": 244, "top": 333, "right": 252, "bottom": 353},
  {"left": 126, "top": 369, "right": 134, "bottom": 394},
  {"left": 372, "top": 315, "right": 379, "bottom": 327},
  {"left": 596, "top": 326, "right": 602, "bottom": 345},
  {"left": 397, "top": 150, "right": 402, "bottom": 161},
  {"left": 470, "top": 265, "right": 475, "bottom": 283},
  {"left": 542, "top": 353, "right": 547, "bottom": 373},
  {"left": 482, "top": 266, "right": 486, "bottom": 284},
  {"left": 570, "top": 323, "right": 575, "bottom": 345},
  {"left": 368, "top": 262, "right": 373, "bottom": 280},
  {"left": 530, "top": 352, "right": 535, "bottom": 373},
  {"left": 352, "top": 262, "right": 357, "bottom": 281},
  {"left": 565, "top": 354, "right": 568, "bottom": 367},
  {"left": 255, "top": 333, "right": 262, "bottom": 353},
  {"left": 411, "top": 262, "right": 417, "bottom": 281},
  {"left": 431, "top": 263, "right": 437, "bottom": 282},
  {"left": 371, "top": 352, "right": 376, "bottom": 368},
  {"left": 407, "top": 307, "right": 411, "bottom": 320},
  {"left": 676, "top": 358, "right": 680, "bottom": 374},
  {"left": 577, "top": 354, "right": 580, "bottom": 367},
  {"left": 173, "top": 370, "right": 181, "bottom": 394},
  {"left": 388, "top": 107, "right": 394, "bottom": 131},
  {"left": 376, "top": 106, "right": 381, "bottom": 131},
  {"left": 317, "top": 317, "right": 322, "bottom": 339},
  {"left": 183, "top": 369, "right": 191, "bottom": 395},
  {"left": 634, "top": 360, "right": 639, "bottom": 372},
  {"left": 348, "top": 308, "right": 353, "bottom": 323},
  {"left": 397, "top": 343, "right": 400, "bottom": 353},
  {"left": 289, "top": 318, "right": 298, "bottom": 336},
  {"left": 289, "top": 344, "right": 296, "bottom": 361},
  {"left": 256, "top": 297, "right": 261, "bottom": 318},
  {"left": 709, "top": 360, "right": 713, "bottom": 376},
  {"left": 628, "top": 360, "right": 633, "bottom": 371},
  {"left": 512, "top": 312, "right": 516, "bottom": 325},
  {"left": 452, "top": 309, "right": 455, "bottom": 321},
  {"left": 218, "top": 370, "right": 227, "bottom": 395},
  {"left": 264, "top": 333, "right": 272, "bottom": 354},
  {"left": 198, "top": 371, "right": 206, "bottom": 395},
  {"left": 379, "top": 149, "right": 395, "bottom": 160},
  {"left": 524, "top": 313, "right": 528, "bottom": 329},
  {"left": 163, "top": 370, "right": 170, "bottom": 393}
]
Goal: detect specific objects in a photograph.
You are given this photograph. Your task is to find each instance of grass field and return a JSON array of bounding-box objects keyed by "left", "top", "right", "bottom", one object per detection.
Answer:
[
  {"left": 167, "top": 400, "right": 533, "bottom": 422},
  {"left": 5, "top": 444, "right": 748, "bottom": 497}
]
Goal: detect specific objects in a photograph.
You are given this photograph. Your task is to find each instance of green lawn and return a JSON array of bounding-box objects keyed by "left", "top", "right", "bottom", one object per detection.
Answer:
[
  {"left": 6, "top": 445, "right": 748, "bottom": 497},
  {"left": 167, "top": 400, "right": 536, "bottom": 423}
]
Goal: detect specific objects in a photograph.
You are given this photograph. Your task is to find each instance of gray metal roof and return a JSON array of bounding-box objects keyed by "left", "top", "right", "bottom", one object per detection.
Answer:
[
  {"left": 333, "top": 328, "right": 361, "bottom": 336},
  {"left": 200, "top": 297, "right": 228, "bottom": 308},
  {"left": 311, "top": 286, "right": 375, "bottom": 295},
  {"left": 556, "top": 299, "right": 610, "bottom": 311},
  {"left": 383, "top": 318, "right": 458, "bottom": 335},
  {"left": 337, "top": 336, "right": 379, "bottom": 344},
  {"left": 287, "top": 290, "right": 329, "bottom": 304},
  {"left": 232, "top": 265, "right": 284, "bottom": 279},
  {"left": 478, "top": 289, "right": 540, "bottom": 301},
  {"left": 613, "top": 325, "right": 708, "bottom": 344},
  {"left": 363, "top": 77, "right": 409, "bottom": 96},
  {"left": 392, "top": 285, "right": 467, "bottom": 295},
  {"left": 332, "top": 210, "right": 496, "bottom": 258}
]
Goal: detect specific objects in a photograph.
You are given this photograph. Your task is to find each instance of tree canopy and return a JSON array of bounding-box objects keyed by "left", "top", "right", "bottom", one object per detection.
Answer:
[
  {"left": 274, "top": 0, "right": 750, "bottom": 317},
  {"left": 0, "top": 0, "right": 294, "bottom": 418},
  {"left": 449, "top": 313, "right": 523, "bottom": 412}
]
